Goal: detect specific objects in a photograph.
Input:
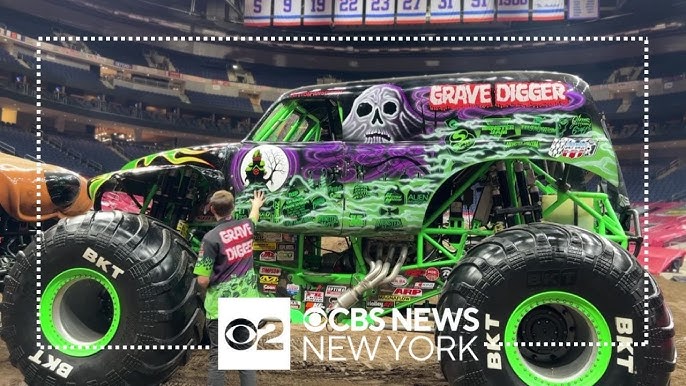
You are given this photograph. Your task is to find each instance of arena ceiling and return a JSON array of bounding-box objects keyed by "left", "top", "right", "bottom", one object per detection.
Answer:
[{"left": 0, "top": 0, "right": 684, "bottom": 73}]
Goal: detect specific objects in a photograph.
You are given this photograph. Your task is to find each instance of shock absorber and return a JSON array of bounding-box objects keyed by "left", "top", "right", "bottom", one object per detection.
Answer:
[
  {"left": 488, "top": 166, "right": 506, "bottom": 230},
  {"left": 448, "top": 198, "right": 463, "bottom": 244},
  {"left": 515, "top": 161, "right": 534, "bottom": 223},
  {"left": 529, "top": 185, "right": 542, "bottom": 222},
  {"left": 495, "top": 161, "right": 511, "bottom": 208},
  {"left": 525, "top": 163, "right": 543, "bottom": 222},
  {"left": 491, "top": 187, "right": 507, "bottom": 230}
]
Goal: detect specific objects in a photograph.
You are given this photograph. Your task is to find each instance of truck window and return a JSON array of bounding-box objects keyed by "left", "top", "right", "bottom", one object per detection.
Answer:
[{"left": 250, "top": 98, "right": 342, "bottom": 142}]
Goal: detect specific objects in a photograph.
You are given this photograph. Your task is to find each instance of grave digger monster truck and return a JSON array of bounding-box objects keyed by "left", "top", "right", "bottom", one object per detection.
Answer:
[{"left": 1, "top": 71, "right": 677, "bottom": 386}]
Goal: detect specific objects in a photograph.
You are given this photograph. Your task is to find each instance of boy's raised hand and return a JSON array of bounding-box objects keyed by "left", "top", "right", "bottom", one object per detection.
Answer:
[{"left": 250, "top": 190, "right": 265, "bottom": 209}]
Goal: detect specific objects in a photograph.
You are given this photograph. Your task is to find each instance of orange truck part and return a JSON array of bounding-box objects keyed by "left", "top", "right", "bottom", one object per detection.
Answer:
[{"left": 0, "top": 153, "right": 92, "bottom": 222}]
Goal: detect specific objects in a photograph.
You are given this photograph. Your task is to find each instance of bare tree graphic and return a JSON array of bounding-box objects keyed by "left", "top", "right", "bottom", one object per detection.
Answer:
[
  {"left": 264, "top": 150, "right": 287, "bottom": 187},
  {"left": 244, "top": 147, "right": 289, "bottom": 191}
]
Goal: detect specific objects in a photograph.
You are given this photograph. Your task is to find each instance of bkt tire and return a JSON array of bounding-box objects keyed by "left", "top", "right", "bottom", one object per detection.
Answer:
[
  {"left": 436, "top": 222, "right": 676, "bottom": 386},
  {"left": 0, "top": 211, "right": 205, "bottom": 386}
]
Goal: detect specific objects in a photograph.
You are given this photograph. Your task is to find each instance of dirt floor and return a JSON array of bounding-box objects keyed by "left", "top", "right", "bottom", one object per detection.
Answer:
[{"left": 1, "top": 276, "right": 684, "bottom": 385}]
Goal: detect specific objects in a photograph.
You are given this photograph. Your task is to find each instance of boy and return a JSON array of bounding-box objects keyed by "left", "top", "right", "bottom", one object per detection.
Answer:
[{"left": 194, "top": 189, "right": 266, "bottom": 386}]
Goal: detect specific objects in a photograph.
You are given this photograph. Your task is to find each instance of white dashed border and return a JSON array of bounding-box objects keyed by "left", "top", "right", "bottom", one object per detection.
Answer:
[
  {"left": 42, "top": 344, "right": 212, "bottom": 351},
  {"left": 34, "top": 34, "right": 649, "bottom": 352},
  {"left": 642, "top": 38, "right": 651, "bottom": 347},
  {"left": 37, "top": 35, "right": 648, "bottom": 43},
  {"left": 35, "top": 42, "right": 43, "bottom": 348}
]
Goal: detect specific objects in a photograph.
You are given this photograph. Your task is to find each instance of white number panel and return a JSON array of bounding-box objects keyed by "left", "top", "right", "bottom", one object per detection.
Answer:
[
  {"left": 273, "top": 0, "right": 303, "bottom": 26},
  {"left": 303, "top": 0, "right": 333, "bottom": 25},
  {"left": 365, "top": 0, "right": 396, "bottom": 25},
  {"left": 496, "top": 0, "right": 529, "bottom": 22},
  {"left": 462, "top": 0, "right": 495, "bottom": 22},
  {"left": 244, "top": 0, "right": 273, "bottom": 26},
  {"left": 429, "top": 0, "right": 461, "bottom": 24},
  {"left": 334, "top": 0, "right": 364, "bottom": 25},
  {"left": 396, "top": 0, "right": 426, "bottom": 24}
]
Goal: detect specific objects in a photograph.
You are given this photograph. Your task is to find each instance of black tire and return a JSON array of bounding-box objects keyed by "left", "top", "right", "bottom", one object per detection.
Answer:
[
  {"left": 1, "top": 210, "right": 205, "bottom": 386},
  {"left": 436, "top": 222, "right": 676, "bottom": 386}
]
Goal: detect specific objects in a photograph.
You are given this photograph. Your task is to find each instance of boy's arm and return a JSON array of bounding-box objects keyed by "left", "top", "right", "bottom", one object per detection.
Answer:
[{"left": 193, "top": 238, "right": 219, "bottom": 291}]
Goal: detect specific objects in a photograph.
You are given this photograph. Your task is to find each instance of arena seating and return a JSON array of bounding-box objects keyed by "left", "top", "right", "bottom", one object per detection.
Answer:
[
  {"left": 57, "top": 137, "right": 128, "bottom": 171},
  {"left": 116, "top": 142, "right": 163, "bottom": 160},
  {"left": 87, "top": 42, "right": 149, "bottom": 67},
  {"left": 0, "top": 47, "right": 22, "bottom": 67},
  {"left": 161, "top": 49, "right": 229, "bottom": 80},
  {"left": 652, "top": 165, "right": 686, "bottom": 201},
  {"left": 0, "top": 124, "right": 99, "bottom": 176},
  {"left": 186, "top": 91, "right": 254, "bottom": 112},
  {"left": 40, "top": 61, "right": 108, "bottom": 93}
]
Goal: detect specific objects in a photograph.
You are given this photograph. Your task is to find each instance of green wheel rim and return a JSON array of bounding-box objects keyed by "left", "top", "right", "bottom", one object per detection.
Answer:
[
  {"left": 40, "top": 268, "right": 121, "bottom": 357},
  {"left": 504, "top": 291, "right": 612, "bottom": 385}
]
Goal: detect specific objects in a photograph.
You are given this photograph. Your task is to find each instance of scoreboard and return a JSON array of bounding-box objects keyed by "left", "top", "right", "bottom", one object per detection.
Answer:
[{"left": 243, "top": 0, "right": 596, "bottom": 26}]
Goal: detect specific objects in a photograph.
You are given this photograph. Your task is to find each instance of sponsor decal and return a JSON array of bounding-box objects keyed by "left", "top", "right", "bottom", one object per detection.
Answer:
[
  {"left": 393, "top": 288, "right": 423, "bottom": 297},
  {"left": 259, "top": 266, "right": 282, "bottom": 276},
  {"left": 290, "top": 300, "right": 302, "bottom": 309},
  {"left": 569, "top": 114, "right": 593, "bottom": 135},
  {"left": 254, "top": 232, "right": 283, "bottom": 242},
  {"left": 253, "top": 242, "right": 278, "bottom": 251},
  {"left": 259, "top": 275, "right": 280, "bottom": 285},
  {"left": 277, "top": 250, "right": 295, "bottom": 261},
  {"left": 548, "top": 138, "right": 598, "bottom": 159},
  {"left": 403, "top": 269, "right": 426, "bottom": 277},
  {"left": 259, "top": 251, "right": 277, "bottom": 261},
  {"left": 505, "top": 140, "right": 540, "bottom": 149},
  {"left": 390, "top": 275, "right": 408, "bottom": 287},
  {"left": 305, "top": 301, "right": 324, "bottom": 310},
  {"left": 374, "top": 218, "right": 403, "bottom": 230},
  {"left": 407, "top": 191, "right": 430, "bottom": 205},
  {"left": 277, "top": 243, "right": 295, "bottom": 251},
  {"left": 366, "top": 300, "right": 395, "bottom": 308},
  {"left": 348, "top": 212, "right": 367, "bottom": 227},
  {"left": 289, "top": 88, "right": 346, "bottom": 98},
  {"left": 262, "top": 284, "right": 277, "bottom": 293},
  {"left": 378, "top": 295, "right": 413, "bottom": 302},
  {"left": 304, "top": 291, "right": 324, "bottom": 303},
  {"left": 414, "top": 282, "right": 436, "bottom": 290},
  {"left": 286, "top": 284, "right": 300, "bottom": 295},
  {"left": 425, "top": 267, "right": 440, "bottom": 282},
  {"left": 325, "top": 285, "right": 347, "bottom": 298}
]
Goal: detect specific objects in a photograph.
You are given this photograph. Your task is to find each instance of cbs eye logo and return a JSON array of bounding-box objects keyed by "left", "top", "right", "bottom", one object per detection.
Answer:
[
  {"left": 224, "top": 318, "right": 283, "bottom": 351},
  {"left": 218, "top": 298, "right": 291, "bottom": 370}
]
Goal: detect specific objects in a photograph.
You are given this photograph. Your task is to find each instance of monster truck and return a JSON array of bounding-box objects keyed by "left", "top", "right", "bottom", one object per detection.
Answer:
[{"left": 1, "top": 71, "right": 677, "bottom": 385}]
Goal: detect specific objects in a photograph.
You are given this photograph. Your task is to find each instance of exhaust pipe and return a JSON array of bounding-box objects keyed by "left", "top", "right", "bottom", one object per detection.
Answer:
[
  {"left": 332, "top": 244, "right": 409, "bottom": 310},
  {"left": 379, "top": 246, "right": 409, "bottom": 284}
]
